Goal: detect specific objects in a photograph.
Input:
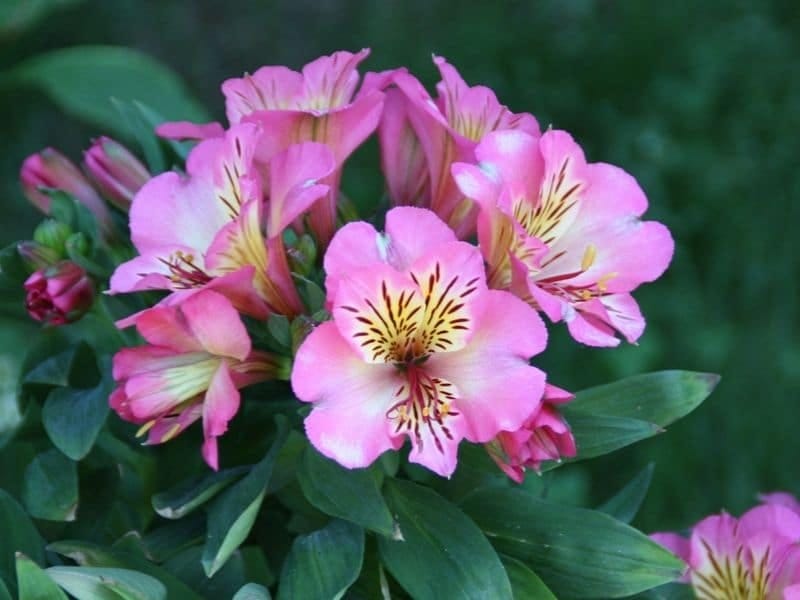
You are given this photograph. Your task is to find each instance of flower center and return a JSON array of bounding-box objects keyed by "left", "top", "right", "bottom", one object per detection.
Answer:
[{"left": 692, "top": 541, "right": 770, "bottom": 600}]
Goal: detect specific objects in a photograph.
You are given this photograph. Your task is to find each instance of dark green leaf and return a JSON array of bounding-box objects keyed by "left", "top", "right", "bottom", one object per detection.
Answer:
[
  {"left": 631, "top": 583, "right": 694, "bottom": 600},
  {"left": 499, "top": 554, "right": 556, "bottom": 600},
  {"left": 152, "top": 465, "right": 250, "bottom": 519},
  {"left": 23, "top": 344, "right": 84, "bottom": 387},
  {"left": 45, "top": 566, "right": 166, "bottom": 600},
  {"left": 110, "top": 98, "right": 167, "bottom": 174},
  {"left": 278, "top": 520, "right": 364, "bottom": 600},
  {"left": 47, "top": 191, "right": 99, "bottom": 245},
  {"left": 0, "top": 577, "right": 10, "bottom": 600},
  {"left": 42, "top": 374, "right": 111, "bottom": 460},
  {"left": 596, "top": 463, "right": 655, "bottom": 524},
  {"left": 461, "top": 487, "right": 684, "bottom": 598},
  {"left": 557, "top": 414, "right": 661, "bottom": 465},
  {"left": 47, "top": 541, "right": 202, "bottom": 600},
  {"left": 7, "top": 45, "right": 209, "bottom": 137},
  {"left": 0, "top": 0, "right": 85, "bottom": 37},
  {"left": 22, "top": 449, "right": 78, "bottom": 521},
  {"left": 234, "top": 583, "right": 271, "bottom": 600},
  {"left": 164, "top": 545, "right": 248, "bottom": 599},
  {"left": 117, "top": 513, "right": 205, "bottom": 562},
  {"left": 15, "top": 553, "right": 68, "bottom": 600},
  {"left": 203, "top": 419, "right": 288, "bottom": 577},
  {"left": 566, "top": 371, "right": 719, "bottom": 425},
  {"left": 297, "top": 446, "right": 394, "bottom": 536},
  {"left": 0, "top": 489, "right": 45, "bottom": 596},
  {"left": 379, "top": 479, "right": 512, "bottom": 600},
  {"left": 0, "top": 244, "right": 28, "bottom": 285}
]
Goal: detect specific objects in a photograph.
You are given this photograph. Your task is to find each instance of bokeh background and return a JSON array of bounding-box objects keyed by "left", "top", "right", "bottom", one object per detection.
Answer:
[{"left": 1, "top": 0, "right": 798, "bottom": 532}]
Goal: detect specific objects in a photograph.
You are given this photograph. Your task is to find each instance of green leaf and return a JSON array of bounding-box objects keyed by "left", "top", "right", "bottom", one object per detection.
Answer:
[
  {"left": 152, "top": 465, "right": 250, "bottom": 519},
  {"left": 164, "top": 545, "right": 248, "bottom": 599},
  {"left": 15, "top": 553, "right": 68, "bottom": 600},
  {"left": 499, "top": 555, "right": 556, "bottom": 600},
  {"left": 110, "top": 98, "right": 167, "bottom": 174},
  {"left": 0, "top": 577, "right": 10, "bottom": 600},
  {"left": 378, "top": 479, "right": 512, "bottom": 600},
  {"left": 0, "top": 489, "right": 45, "bottom": 596},
  {"left": 297, "top": 446, "right": 395, "bottom": 536},
  {"left": 234, "top": 583, "right": 271, "bottom": 600},
  {"left": 45, "top": 566, "right": 166, "bottom": 600},
  {"left": 558, "top": 414, "right": 662, "bottom": 464},
  {"left": 565, "top": 371, "right": 719, "bottom": 425},
  {"left": 7, "top": 45, "right": 209, "bottom": 137},
  {"left": 278, "top": 520, "right": 364, "bottom": 600},
  {"left": 42, "top": 373, "right": 111, "bottom": 460},
  {"left": 631, "top": 583, "right": 694, "bottom": 599},
  {"left": 48, "top": 540, "right": 202, "bottom": 600},
  {"left": 47, "top": 191, "right": 99, "bottom": 245},
  {"left": 0, "top": 0, "right": 84, "bottom": 37},
  {"left": 461, "top": 487, "right": 684, "bottom": 598},
  {"left": 0, "top": 244, "right": 28, "bottom": 285},
  {"left": 596, "top": 463, "right": 655, "bottom": 524},
  {"left": 22, "top": 449, "right": 78, "bottom": 521},
  {"left": 23, "top": 343, "right": 88, "bottom": 387},
  {"left": 202, "top": 420, "right": 289, "bottom": 577}
]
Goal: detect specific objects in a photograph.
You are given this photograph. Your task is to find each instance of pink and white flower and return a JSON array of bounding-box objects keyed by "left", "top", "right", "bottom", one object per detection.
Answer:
[
  {"left": 291, "top": 207, "right": 548, "bottom": 477},
  {"left": 383, "top": 56, "right": 540, "bottom": 237},
  {"left": 452, "top": 129, "right": 674, "bottom": 347},
  {"left": 110, "top": 123, "right": 334, "bottom": 318},
  {"left": 487, "top": 383, "right": 577, "bottom": 482},
  {"left": 652, "top": 503, "right": 800, "bottom": 599},
  {"left": 83, "top": 136, "right": 151, "bottom": 212},
  {"left": 221, "top": 49, "right": 385, "bottom": 246},
  {"left": 110, "top": 290, "right": 286, "bottom": 470}
]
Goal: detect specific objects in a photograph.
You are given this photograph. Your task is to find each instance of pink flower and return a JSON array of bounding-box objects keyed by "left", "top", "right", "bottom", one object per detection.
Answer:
[
  {"left": 20, "top": 148, "right": 114, "bottom": 237},
  {"left": 110, "top": 123, "right": 334, "bottom": 318},
  {"left": 652, "top": 504, "right": 800, "bottom": 598},
  {"left": 111, "top": 290, "right": 286, "bottom": 470},
  {"left": 24, "top": 261, "right": 94, "bottom": 325},
  {"left": 291, "top": 206, "right": 548, "bottom": 477},
  {"left": 221, "top": 49, "right": 385, "bottom": 246},
  {"left": 760, "top": 492, "right": 800, "bottom": 516},
  {"left": 384, "top": 56, "right": 540, "bottom": 238},
  {"left": 83, "top": 137, "right": 151, "bottom": 212},
  {"left": 452, "top": 129, "right": 674, "bottom": 347},
  {"left": 487, "top": 384, "right": 577, "bottom": 482}
]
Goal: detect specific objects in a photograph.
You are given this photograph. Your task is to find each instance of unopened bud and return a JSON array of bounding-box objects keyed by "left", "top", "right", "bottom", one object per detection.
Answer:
[
  {"left": 17, "top": 241, "right": 60, "bottom": 270},
  {"left": 65, "top": 232, "right": 91, "bottom": 258},
  {"left": 287, "top": 234, "right": 318, "bottom": 276},
  {"left": 24, "top": 261, "right": 94, "bottom": 325},
  {"left": 33, "top": 219, "right": 72, "bottom": 255},
  {"left": 83, "top": 137, "right": 150, "bottom": 212}
]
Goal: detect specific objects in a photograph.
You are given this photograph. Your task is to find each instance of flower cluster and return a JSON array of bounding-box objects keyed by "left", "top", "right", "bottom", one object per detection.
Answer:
[
  {"left": 652, "top": 492, "right": 800, "bottom": 599},
  {"left": 18, "top": 50, "right": 673, "bottom": 476}
]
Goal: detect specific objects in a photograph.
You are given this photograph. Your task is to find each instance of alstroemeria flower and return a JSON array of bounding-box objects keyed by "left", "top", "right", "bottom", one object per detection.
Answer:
[
  {"left": 221, "top": 49, "right": 385, "bottom": 246},
  {"left": 487, "top": 383, "right": 577, "bottom": 482},
  {"left": 110, "top": 123, "right": 334, "bottom": 318},
  {"left": 291, "top": 207, "right": 547, "bottom": 477},
  {"left": 385, "top": 56, "right": 540, "bottom": 238},
  {"left": 452, "top": 129, "right": 674, "bottom": 347},
  {"left": 111, "top": 290, "right": 286, "bottom": 470},
  {"left": 652, "top": 504, "right": 800, "bottom": 599}
]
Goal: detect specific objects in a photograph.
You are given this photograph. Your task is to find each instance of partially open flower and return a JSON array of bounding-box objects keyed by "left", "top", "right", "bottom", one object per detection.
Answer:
[
  {"left": 84, "top": 136, "right": 151, "bottom": 212},
  {"left": 24, "top": 261, "right": 94, "bottom": 325}
]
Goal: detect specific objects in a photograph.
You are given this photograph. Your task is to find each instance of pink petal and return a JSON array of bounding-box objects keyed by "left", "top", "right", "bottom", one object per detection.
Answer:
[
  {"left": 759, "top": 492, "right": 800, "bottom": 516},
  {"left": 181, "top": 290, "right": 251, "bottom": 361},
  {"left": 564, "top": 301, "right": 622, "bottom": 348},
  {"left": 738, "top": 504, "right": 800, "bottom": 543},
  {"left": 323, "top": 220, "right": 382, "bottom": 305},
  {"left": 407, "top": 407, "right": 467, "bottom": 478},
  {"left": 300, "top": 49, "right": 370, "bottom": 111},
  {"left": 384, "top": 206, "right": 458, "bottom": 270},
  {"left": 202, "top": 364, "right": 241, "bottom": 470},
  {"left": 135, "top": 304, "right": 203, "bottom": 352},
  {"left": 292, "top": 322, "right": 404, "bottom": 468},
  {"left": 223, "top": 66, "right": 304, "bottom": 122},
  {"left": 427, "top": 290, "right": 547, "bottom": 442},
  {"left": 267, "top": 142, "right": 336, "bottom": 237},
  {"left": 473, "top": 130, "right": 543, "bottom": 196},
  {"left": 689, "top": 512, "right": 740, "bottom": 571}
]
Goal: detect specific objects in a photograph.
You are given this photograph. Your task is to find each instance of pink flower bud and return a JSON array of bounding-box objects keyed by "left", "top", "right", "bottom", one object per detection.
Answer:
[
  {"left": 24, "top": 261, "right": 94, "bottom": 325},
  {"left": 21, "top": 149, "right": 106, "bottom": 217},
  {"left": 83, "top": 137, "right": 150, "bottom": 211}
]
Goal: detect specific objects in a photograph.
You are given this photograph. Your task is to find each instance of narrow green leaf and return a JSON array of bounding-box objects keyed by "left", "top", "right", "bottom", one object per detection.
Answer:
[
  {"left": 42, "top": 375, "right": 110, "bottom": 460},
  {"left": 22, "top": 449, "right": 78, "bottom": 521},
  {"left": 461, "top": 487, "right": 684, "bottom": 598},
  {"left": 202, "top": 420, "right": 289, "bottom": 577},
  {"left": 110, "top": 98, "right": 167, "bottom": 174},
  {"left": 164, "top": 545, "right": 248, "bottom": 599},
  {"left": 596, "top": 463, "right": 655, "bottom": 524},
  {"left": 152, "top": 465, "right": 250, "bottom": 519},
  {"left": 45, "top": 566, "right": 166, "bottom": 600},
  {"left": 234, "top": 583, "right": 271, "bottom": 600},
  {"left": 379, "top": 479, "right": 512, "bottom": 600},
  {"left": 0, "top": 489, "right": 45, "bottom": 596},
  {"left": 48, "top": 540, "right": 203, "bottom": 600},
  {"left": 278, "top": 520, "right": 364, "bottom": 600},
  {"left": 297, "top": 446, "right": 394, "bottom": 536},
  {"left": 631, "top": 583, "right": 694, "bottom": 599},
  {"left": 559, "top": 414, "right": 662, "bottom": 464},
  {"left": 7, "top": 45, "right": 209, "bottom": 136},
  {"left": 566, "top": 371, "right": 719, "bottom": 425},
  {"left": 499, "top": 554, "right": 556, "bottom": 600},
  {"left": 15, "top": 553, "right": 68, "bottom": 600}
]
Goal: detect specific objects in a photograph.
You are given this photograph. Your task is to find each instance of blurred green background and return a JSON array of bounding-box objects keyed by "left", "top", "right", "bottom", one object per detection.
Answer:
[{"left": 1, "top": 0, "right": 798, "bottom": 532}]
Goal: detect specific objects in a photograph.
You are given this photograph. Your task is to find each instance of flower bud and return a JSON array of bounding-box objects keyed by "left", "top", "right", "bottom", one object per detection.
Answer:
[
  {"left": 20, "top": 148, "right": 114, "bottom": 235},
  {"left": 287, "top": 234, "right": 317, "bottom": 277},
  {"left": 33, "top": 219, "right": 72, "bottom": 255},
  {"left": 17, "top": 241, "right": 60, "bottom": 271},
  {"left": 24, "top": 261, "right": 94, "bottom": 325},
  {"left": 65, "top": 232, "right": 91, "bottom": 258},
  {"left": 83, "top": 137, "right": 150, "bottom": 212}
]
